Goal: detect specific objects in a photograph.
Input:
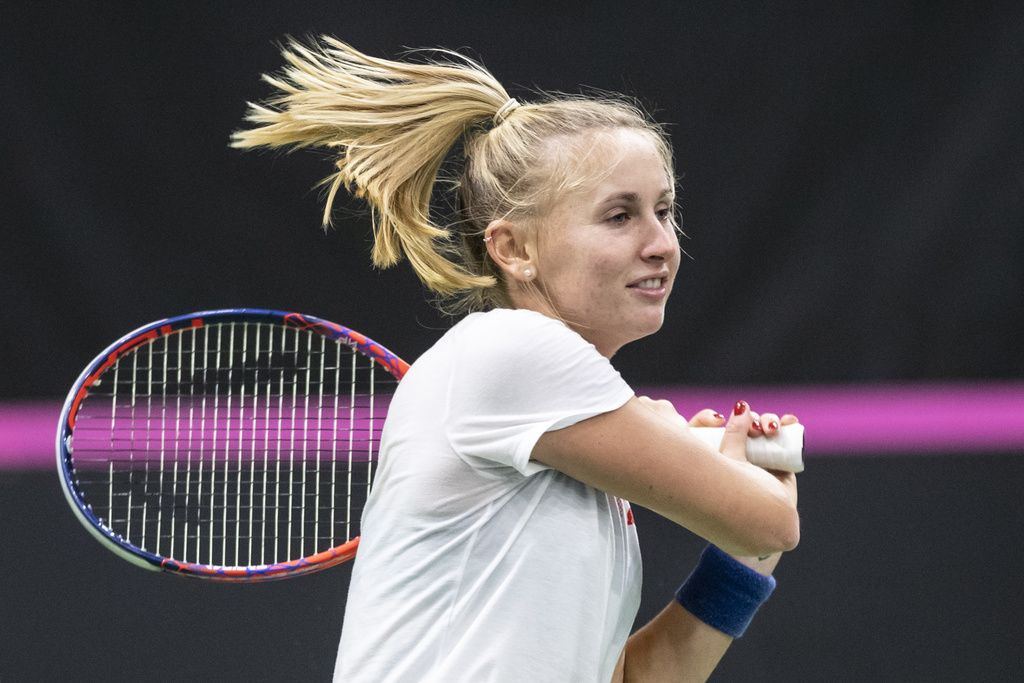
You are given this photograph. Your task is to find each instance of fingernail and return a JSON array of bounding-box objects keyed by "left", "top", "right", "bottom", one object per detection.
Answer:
[
  {"left": 768, "top": 420, "right": 780, "bottom": 430},
  {"left": 713, "top": 412, "right": 725, "bottom": 420},
  {"left": 752, "top": 420, "right": 763, "bottom": 431},
  {"left": 734, "top": 401, "right": 748, "bottom": 416}
]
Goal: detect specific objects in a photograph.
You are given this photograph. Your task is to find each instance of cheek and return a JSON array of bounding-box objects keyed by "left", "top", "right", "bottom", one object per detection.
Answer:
[
  {"left": 550, "top": 247, "right": 614, "bottom": 279},
  {"left": 592, "top": 255, "right": 629, "bottom": 285},
  {"left": 546, "top": 258, "right": 613, "bottom": 307},
  {"left": 565, "top": 258, "right": 619, "bottom": 296}
]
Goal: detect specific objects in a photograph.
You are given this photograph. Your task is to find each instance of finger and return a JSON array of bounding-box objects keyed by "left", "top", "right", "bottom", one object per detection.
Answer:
[
  {"left": 688, "top": 408, "right": 727, "bottom": 428},
  {"left": 759, "top": 412, "right": 781, "bottom": 436},
  {"left": 780, "top": 413, "right": 800, "bottom": 426},
  {"left": 749, "top": 410, "right": 763, "bottom": 437},
  {"left": 720, "top": 400, "right": 754, "bottom": 461}
]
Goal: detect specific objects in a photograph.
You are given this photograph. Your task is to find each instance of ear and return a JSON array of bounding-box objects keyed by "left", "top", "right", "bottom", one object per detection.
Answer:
[{"left": 484, "top": 219, "right": 536, "bottom": 282}]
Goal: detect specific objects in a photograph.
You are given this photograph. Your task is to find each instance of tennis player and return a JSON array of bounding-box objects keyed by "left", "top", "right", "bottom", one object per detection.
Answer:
[{"left": 233, "top": 37, "right": 800, "bottom": 683}]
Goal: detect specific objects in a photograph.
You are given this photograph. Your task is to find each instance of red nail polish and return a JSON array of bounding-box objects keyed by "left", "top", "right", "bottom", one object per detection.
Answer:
[
  {"left": 734, "top": 401, "right": 748, "bottom": 416},
  {"left": 753, "top": 420, "right": 763, "bottom": 431},
  {"left": 713, "top": 412, "right": 725, "bottom": 420},
  {"left": 769, "top": 420, "right": 780, "bottom": 430}
]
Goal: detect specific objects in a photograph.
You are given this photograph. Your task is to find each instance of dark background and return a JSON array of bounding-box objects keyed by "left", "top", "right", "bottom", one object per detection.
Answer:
[{"left": 2, "top": 1, "right": 1023, "bottom": 681}]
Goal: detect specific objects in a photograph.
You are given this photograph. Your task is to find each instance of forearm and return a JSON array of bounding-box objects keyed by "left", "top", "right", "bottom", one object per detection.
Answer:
[
  {"left": 534, "top": 399, "right": 801, "bottom": 557},
  {"left": 622, "top": 602, "right": 733, "bottom": 683},
  {"left": 619, "top": 548, "right": 781, "bottom": 683}
]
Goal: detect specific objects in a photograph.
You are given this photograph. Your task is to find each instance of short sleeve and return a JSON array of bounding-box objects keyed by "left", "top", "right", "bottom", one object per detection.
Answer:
[{"left": 445, "top": 310, "right": 634, "bottom": 476}]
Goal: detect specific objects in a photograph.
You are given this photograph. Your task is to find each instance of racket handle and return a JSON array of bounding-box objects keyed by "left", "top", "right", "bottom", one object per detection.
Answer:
[{"left": 690, "top": 424, "right": 805, "bottom": 473}]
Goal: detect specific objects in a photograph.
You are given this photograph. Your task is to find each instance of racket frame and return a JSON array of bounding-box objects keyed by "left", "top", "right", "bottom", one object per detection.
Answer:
[{"left": 56, "top": 308, "right": 408, "bottom": 581}]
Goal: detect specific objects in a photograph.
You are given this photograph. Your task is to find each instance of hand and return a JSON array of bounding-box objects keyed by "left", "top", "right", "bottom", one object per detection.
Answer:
[
  {"left": 721, "top": 402, "right": 800, "bottom": 461},
  {"left": 722, "top": 401, "right": 800, "bottom": 503}
]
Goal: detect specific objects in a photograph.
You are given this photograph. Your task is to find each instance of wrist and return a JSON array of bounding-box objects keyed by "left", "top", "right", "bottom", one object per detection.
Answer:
[{"left": 674, "top": 544, "right": 777, "bottom": 638}]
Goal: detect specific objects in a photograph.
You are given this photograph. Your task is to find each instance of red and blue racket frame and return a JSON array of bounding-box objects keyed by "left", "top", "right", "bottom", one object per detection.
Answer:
[{"left": 56, "top": 309, "right": 409, "bottom": 581}]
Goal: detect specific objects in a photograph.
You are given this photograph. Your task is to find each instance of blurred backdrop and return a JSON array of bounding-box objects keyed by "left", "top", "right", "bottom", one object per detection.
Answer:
[{"left": 2, "top": 1, "right": 1022, "bottom": 681}]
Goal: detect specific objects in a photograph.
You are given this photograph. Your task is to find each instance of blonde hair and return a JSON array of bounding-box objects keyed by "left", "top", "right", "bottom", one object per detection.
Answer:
[{"left": 232, "top": 36, "right": 675, "bottom": 313}]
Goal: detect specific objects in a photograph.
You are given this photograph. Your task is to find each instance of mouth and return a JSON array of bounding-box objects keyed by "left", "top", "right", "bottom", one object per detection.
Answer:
[
  {"left": 629, "top": 277, "right": 665, "bottom": 290},
  {"left": 627, "top": 276, "right": 668, "bottom": 292}
]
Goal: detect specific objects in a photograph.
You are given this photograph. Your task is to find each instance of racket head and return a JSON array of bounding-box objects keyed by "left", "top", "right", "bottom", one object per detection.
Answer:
[{"left": 57, "top": 309, "right": 408, "bottom": 581}]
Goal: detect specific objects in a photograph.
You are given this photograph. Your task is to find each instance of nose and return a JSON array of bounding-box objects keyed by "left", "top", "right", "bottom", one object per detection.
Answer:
[{"left": 640, "top": 214, "right": 680, "bottom": 262}]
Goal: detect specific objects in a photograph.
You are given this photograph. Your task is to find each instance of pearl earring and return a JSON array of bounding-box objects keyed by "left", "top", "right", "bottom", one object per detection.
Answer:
[{"left": 524, "top": 269, "right": 532, "bottom": 277}]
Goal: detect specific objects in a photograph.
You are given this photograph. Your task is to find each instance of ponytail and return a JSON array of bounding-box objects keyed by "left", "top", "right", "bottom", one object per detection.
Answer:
[{"left": 231, "top": 36, "right": 510, "bottom": 293}]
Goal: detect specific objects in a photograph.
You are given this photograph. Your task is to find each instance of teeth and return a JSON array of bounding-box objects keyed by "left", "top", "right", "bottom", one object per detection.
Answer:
[{"left": 636, "top": 278, "right": 661, "bottom": 289}]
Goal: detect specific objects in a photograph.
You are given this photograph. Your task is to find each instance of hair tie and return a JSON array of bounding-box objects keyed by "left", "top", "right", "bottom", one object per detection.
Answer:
[{"left": 493, "top": 98, "right": 520, "bottom": 126}]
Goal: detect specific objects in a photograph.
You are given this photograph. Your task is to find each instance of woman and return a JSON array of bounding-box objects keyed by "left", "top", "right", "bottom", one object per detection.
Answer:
[{"left": 233, "top": 36, "right": 799, "bottom": 683}]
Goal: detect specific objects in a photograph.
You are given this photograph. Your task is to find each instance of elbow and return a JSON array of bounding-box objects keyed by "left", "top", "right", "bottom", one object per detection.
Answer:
[
  {"left": 769, "top": 503, "right": 801, "bottom": 554},
  {"left": 742, "top": 504, "right": 800, "bottom": 557},
  {"left": 719, "top": 512, "right": 799, "bottom": 558},
  {"left": 777, "top": 509, "right": 801, "bottom": 552},
  {"left": 763, "top": 483, "right": 801, "bottom": 553}
]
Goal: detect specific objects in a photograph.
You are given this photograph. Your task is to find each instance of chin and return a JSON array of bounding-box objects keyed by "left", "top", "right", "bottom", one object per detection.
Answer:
[
  {"left": 641, "top": 307, "right": 668, "bottom": 332},
  {"left": 621, "top": 314, "right": 666, "bottom": 346}
]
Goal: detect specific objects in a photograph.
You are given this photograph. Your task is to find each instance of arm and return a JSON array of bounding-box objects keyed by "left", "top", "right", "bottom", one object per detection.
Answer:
[{"left": 531, "top": 398, "right": 799, "bottom": 557}]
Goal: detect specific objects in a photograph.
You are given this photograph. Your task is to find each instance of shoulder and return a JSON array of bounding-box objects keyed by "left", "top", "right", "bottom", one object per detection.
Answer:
[
  {"left": 453, "top": 308, "right": 594, "bottom": 361},
  {"left": 447, "top": 308, "right": 629, "bottom": 400}
]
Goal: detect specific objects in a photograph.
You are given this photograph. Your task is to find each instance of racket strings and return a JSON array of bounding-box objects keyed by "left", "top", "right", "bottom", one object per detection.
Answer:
[{"left": 68, "top": 321, "right": 393, "bottom": 569}]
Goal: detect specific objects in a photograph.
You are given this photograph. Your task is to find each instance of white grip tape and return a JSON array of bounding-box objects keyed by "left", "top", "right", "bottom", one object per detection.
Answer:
[{"left": 690, "top": 424, "right": 805, "bottom": 473}]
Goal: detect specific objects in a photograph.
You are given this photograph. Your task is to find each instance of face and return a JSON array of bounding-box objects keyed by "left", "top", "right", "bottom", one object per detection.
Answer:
[{"left": 523, "top": 128, "right": 680, "bottom": 358}]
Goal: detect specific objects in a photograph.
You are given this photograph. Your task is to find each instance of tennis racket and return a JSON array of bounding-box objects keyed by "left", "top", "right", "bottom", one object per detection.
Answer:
[
  {"left": 58, "top": 308, "right": 804, "bottom": 582},
  {"left": 57, "top": 309, "right": 407, "bottom": 581}
]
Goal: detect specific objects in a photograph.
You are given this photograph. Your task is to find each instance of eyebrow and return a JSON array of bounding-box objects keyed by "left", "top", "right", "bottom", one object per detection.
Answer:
[{"left": 599, "top": 189, "right": 674, "bottom": 205}]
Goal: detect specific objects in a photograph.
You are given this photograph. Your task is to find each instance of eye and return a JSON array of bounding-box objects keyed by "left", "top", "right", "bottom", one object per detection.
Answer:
[
  {"left": 607, "top": 211, "right": 631, "bottom": 224},
  {"left": 656, "top": 208, "right": 672, "bottom": 222}
]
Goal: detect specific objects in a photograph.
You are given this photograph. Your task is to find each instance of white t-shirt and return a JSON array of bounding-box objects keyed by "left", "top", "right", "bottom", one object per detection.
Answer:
[{"left": 334, "top": 308, "right": 640, "bottom": 683}]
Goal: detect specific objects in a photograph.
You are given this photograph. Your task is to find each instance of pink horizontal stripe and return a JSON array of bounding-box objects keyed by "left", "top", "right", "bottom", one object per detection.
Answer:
[
  {"left": 4, "top": 382, "right": 1024, "bottom": 469},
  {"left": 639, "top": 381, "right": 1024, "bottom": 455},
  {"left": 1, "top": 401, "right": 62, "bottom": 470}
]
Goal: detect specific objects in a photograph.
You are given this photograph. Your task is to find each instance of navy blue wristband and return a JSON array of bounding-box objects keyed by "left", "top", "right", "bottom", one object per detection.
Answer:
[{"left": 674, "top": 544, "right": 776, "bottom": 638}]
